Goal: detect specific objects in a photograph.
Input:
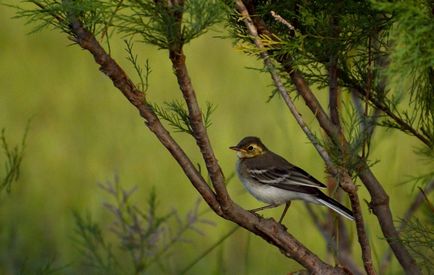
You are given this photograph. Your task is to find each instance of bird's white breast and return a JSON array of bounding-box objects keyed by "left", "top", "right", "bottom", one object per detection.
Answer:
[{"left": 236, "top": 159, "right": 318, "bottom": 205}]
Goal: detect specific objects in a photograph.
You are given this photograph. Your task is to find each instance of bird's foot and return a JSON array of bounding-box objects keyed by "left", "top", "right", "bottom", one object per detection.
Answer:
[{"left": 249, "top": 204, "right": 279, "bottom": 213}]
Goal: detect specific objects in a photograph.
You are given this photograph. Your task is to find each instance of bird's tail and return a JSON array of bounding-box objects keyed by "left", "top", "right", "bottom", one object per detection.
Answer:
[{"left": 316, "top": 192, "right": 354, "bottom": 221}]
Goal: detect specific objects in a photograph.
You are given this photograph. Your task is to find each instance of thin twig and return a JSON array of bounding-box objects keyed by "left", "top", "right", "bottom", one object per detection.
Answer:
[
  {"left": 417, "top": 186, "right": 434, "bottom": 213},
  {"left": 270, "top": 11, "right": 294, "bottom": 31}
]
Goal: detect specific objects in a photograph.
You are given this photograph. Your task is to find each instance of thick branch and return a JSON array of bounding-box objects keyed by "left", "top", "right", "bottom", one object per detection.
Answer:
[
  {"left": 357, "top": 166, "right": 420, "bottom": 274},
  {"left": 225, "top": 204, "right": 347, "bottom": 274},
  {"left": 168, "top": 50, "right": 230, "bottom": 208},
  {"left": 165, "top": 2, "right": 230, "bottom": 209}
]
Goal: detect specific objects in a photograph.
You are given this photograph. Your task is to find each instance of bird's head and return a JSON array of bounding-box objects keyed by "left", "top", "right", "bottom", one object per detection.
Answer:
[{"left": 229, "top": 136, "right": 268, "bottom": 159}]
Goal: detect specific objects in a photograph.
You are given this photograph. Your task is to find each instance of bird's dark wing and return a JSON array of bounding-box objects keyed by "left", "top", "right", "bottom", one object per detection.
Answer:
[{"left": 247, "top": 165, "right": 327, "bottom": 190}]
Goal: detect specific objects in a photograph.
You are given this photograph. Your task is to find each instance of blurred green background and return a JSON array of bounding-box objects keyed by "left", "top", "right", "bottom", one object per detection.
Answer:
[{"left": 0, "top": 6, "right": 430, "bottom": 275}]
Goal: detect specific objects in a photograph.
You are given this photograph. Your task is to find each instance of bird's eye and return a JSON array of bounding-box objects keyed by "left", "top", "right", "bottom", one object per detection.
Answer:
[{"left": 247, "top": 145, "right": 254, "bottom": 151}]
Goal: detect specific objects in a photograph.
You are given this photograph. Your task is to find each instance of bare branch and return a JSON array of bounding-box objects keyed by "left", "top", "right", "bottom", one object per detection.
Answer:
[{"left": 160, "top": 2, "right": 231, "bottom": 209}]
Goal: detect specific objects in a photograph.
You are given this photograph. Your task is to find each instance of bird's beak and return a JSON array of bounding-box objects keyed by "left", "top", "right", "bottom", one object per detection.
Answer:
[{"left": 229, "top": 146, "right": 240, "bottom": 151}]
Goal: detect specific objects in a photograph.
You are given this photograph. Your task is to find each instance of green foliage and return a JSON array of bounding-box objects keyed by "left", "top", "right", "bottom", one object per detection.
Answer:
[
  {"left": 229, "top": 0, "right": 432, "bottom": 155},
  {"left": 152, "top": 100, "right": 215, "bottom": 135},
  {"left": 400, "top": 214, "right": 434, "bottom": 274},
  {"left": 10, "top": 0, "right": 225, "bottom": 48},
  {"left": 17, "top": 257, "right": 68, "bottom": 275},
  {"left": 181, "top": 0, "right": 225, "bottom": 43},
  {"left": 0, "top": 126, "right": 28, "bottom": 195},
  {"left": 73, "top": 211, "right": 118, "bottom": 274},
  {"left": 116, "top": 0, "right": 225, "bottom": 49},
  {"left": 124, "top": 38, "right": 151, "bottom": 93},
  {"left": 10, "top": 0, "right": 69, "bottom": 34},
  {"left": 11, "top": 0, "right": 109, "bottom": 36},
  {"left": 179, "top": 226, "right": 238, "bottom": 274},
  {"left": 374, "top": 0, "right": 434, "bottom": 146},
  {"left": 152, "top": 100, "right": 194, "bottom": 134},
  {"left": 73, "top": 177, "right": 215, "bottom": 274}
]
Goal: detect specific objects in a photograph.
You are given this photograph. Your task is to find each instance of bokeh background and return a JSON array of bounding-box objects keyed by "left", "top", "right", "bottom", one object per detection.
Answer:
[{"left": 0, "top": 6, "right": 430, "bottom": 275}]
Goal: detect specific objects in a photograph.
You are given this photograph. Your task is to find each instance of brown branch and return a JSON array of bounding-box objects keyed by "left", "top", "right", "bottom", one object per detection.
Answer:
[
  {"left": 163, "top": 1, "right": 231, "bottom": 210},
  {"left": 169, "top": 48, "right": 230, "bottom": 207},
  {"left": 328, "top": 14, "right": 340, "bottom": 129},
  {"left": 340, "top": 173, "right": 376, "bottom": 275},
  {"left": 57, "top": 6, "right": 347, "bottom": 274},
  {"left": 328, "top": 14, "right": 373, "bottom": 272},
  {"left": 329, "top": 60, "right": 340, "bottom": 128},
  {"left": 225, "top": 205, "right": 348, "bottom": 274},
  {"left": 330, "top": 185, "right": 372, "bottom": 274}
]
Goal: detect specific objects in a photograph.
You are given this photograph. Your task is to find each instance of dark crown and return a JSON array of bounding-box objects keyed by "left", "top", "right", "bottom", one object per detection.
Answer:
[{"left": 236, "top": 136, "right": 268, "bottom": 150}]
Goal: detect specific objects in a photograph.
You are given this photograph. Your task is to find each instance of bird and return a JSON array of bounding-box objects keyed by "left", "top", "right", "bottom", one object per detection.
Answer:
[{"left": 229, "top": 136, "right": 354, "bottom": 223}]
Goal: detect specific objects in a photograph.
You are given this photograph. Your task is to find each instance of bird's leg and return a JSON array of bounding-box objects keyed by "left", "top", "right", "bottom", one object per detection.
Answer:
[
  {"left": 278, "top": 201, "right": 292, "bottom": 223},
  {"left": 249, "top": 204, "right": 279, "bottom": 213}
]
